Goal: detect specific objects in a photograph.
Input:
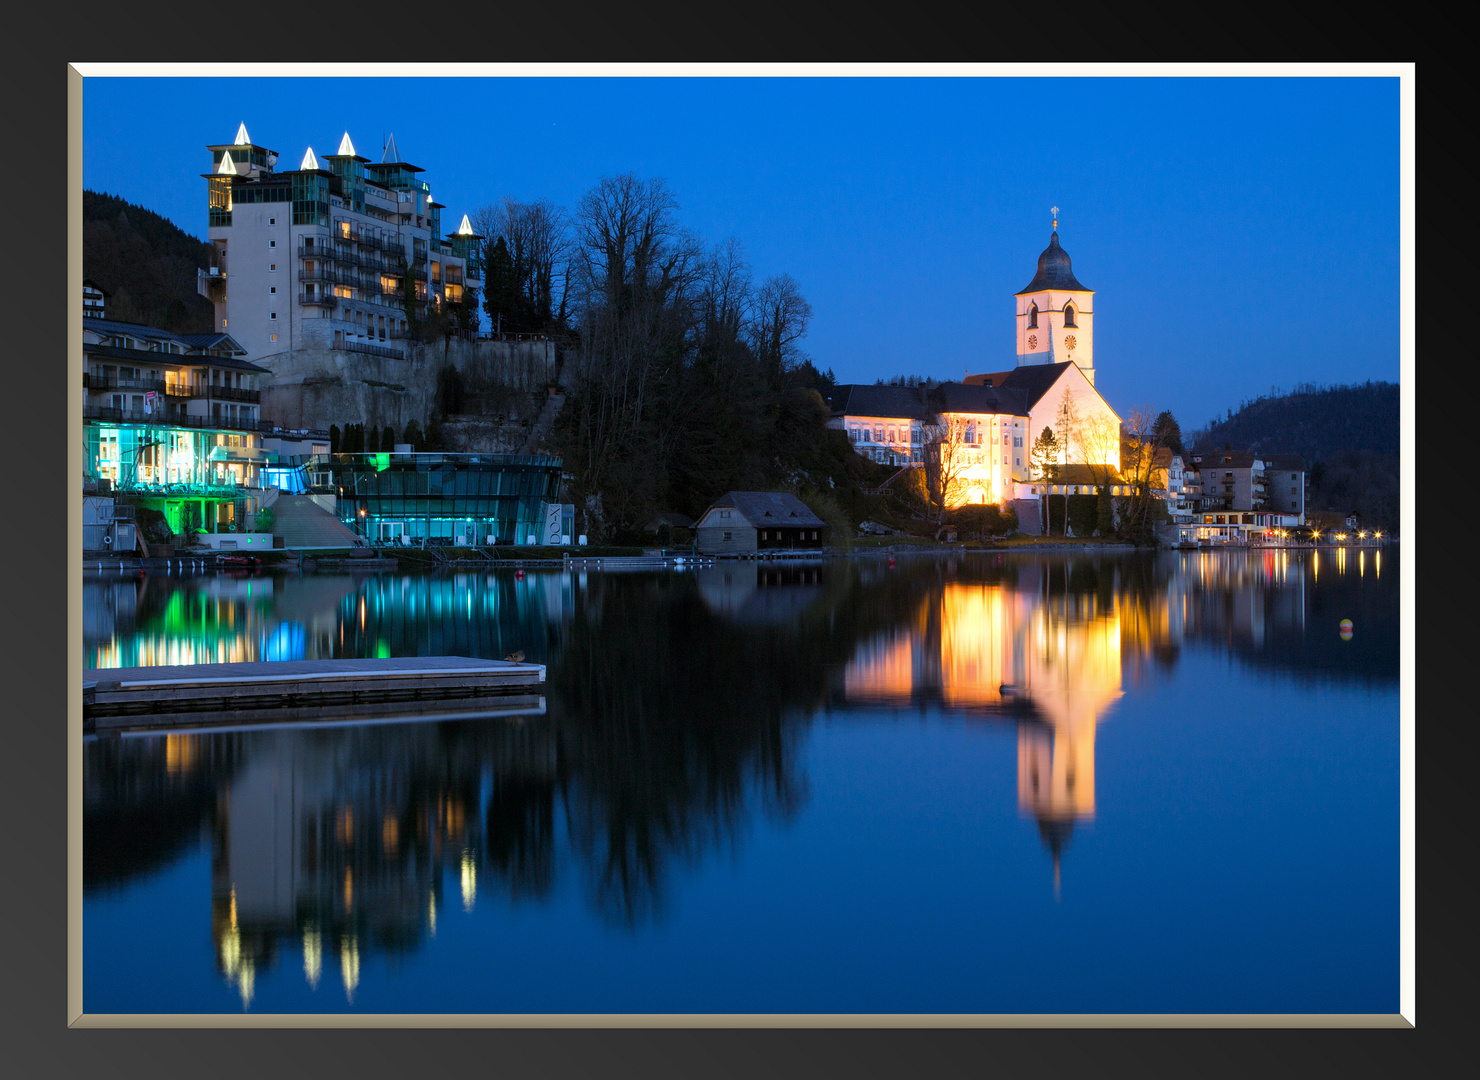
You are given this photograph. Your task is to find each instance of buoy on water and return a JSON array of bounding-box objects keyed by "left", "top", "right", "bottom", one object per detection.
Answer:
[{"left": 514, "top": 568, "right": 526, "bottom": 581}]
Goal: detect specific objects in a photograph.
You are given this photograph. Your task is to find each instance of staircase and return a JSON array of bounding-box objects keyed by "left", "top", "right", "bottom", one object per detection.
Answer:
[
  {"left": 271, "top": 494, "right": 367, "bottom": 550},
  {"left": 863, "top": 465, "right": 915, "bottom": 495}
]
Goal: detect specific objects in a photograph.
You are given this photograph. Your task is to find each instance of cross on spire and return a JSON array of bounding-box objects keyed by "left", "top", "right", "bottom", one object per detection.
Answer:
[{"left": 1051, "top": 205, "right": 1059, "bottom": 230}]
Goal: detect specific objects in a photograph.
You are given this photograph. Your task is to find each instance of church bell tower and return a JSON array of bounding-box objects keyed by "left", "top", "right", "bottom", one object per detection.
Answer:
[{"left": 1015, "top": 209, "right": 1096, "bottom": 384}]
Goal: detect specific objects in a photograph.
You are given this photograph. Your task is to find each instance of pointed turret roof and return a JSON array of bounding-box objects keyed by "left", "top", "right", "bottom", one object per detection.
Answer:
[
  {"left": 337, "top": 131, "right": 357, "bottom": 156},
  {"left": 382, "top": 133, "right": 402, "bottom": 163},
  {"left": 457, "top": 214, "right": 476, "bottom": 236},
  {"left": 216, "top": 151, "right": 238, "bottom": 176},
  {"left": 1016, "top": 231, "right": 1092, "bottom": 295},
  {"left": 299, "top": 147, "right": 320, "bottom": 171},
  {"left": 234, "top": 122, "right": 252, "bottom": 146}
]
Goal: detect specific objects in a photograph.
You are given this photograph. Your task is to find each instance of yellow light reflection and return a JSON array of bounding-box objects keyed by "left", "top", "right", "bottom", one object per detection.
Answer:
[
  {"left": 303, "top": 925, "right": 322, "bottom": 989},
  {"left": 460, "top": 849, "right": 477, "bottom": 911},
  {"left": 428, "top": 894, "right": 438, "bottom": 938},
  {"left": 340, "top": 935, "right": 360, "bottom": 1003},
  {"left": 165, "top": 734, "right": 198, "bottom": 775}
]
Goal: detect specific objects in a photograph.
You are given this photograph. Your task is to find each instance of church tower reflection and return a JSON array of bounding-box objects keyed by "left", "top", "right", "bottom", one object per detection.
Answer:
[{"left": 842, "top": 561, "right": 1126, "bottom": 891}]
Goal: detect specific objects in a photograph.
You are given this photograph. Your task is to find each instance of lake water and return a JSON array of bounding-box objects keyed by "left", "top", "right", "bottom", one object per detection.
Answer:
[{"left": 82, "top": 548, "right": 1399, "bottom": 1015}]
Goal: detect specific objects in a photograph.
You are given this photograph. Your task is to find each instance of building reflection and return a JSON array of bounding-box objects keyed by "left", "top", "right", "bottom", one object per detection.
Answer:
[
  {"left": 841, "top": 562, "right": 1128, "bottom": 891},
  {"left": 198, "top": 716, "right": 554, "bottom": 1008},
  {"left": 83, "top": 550, "right": 1396, "bottom": 1005}
]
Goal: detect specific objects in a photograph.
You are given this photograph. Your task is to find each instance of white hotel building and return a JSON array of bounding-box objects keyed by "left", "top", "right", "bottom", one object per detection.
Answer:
[{"left": 198, "top": 125, "right": 484, "bottom": 364}]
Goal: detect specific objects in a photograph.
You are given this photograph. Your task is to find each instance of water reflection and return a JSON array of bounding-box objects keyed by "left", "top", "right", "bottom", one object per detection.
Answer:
[{"left": 84, "top": 550, "right": 1397, "bottom": 1008}]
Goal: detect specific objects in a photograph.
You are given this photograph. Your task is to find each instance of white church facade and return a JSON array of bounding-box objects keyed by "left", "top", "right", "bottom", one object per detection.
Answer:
[{"left": 828, "top": 217, "right": 1126, "bottom": 515}]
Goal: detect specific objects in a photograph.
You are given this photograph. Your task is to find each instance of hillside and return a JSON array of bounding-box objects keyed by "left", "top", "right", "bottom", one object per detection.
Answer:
[
  {"left": 1190, "top": 381, "right": 1400, "bottom": 529},
  {"left": 1189, "top": 381, "right": 1398, "bottom": 462},
  {"left": 83, "top": 191, "right": 215, "bottom": 334}
]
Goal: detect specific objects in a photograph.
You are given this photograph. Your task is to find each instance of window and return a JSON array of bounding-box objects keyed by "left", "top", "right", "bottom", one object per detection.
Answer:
[
  {"left": 270, "top": 313, "right": 277, "bottom": 321},
  {"left": 722, "top": 531, "right": 732, "bottom": 542},
  {"left": 269, "top": 239, "right": 276, "bottom": 248},
  {"left": 1028, "top": 302, "right": 1039, "bottom": 329},
  {"left": 270, "top": 334, "right": 277, "bottom": 342},
  {"left": 269, "top": 217, "right": 276, "bottom": 226},
  {"left": 1063, "top": 303, "right": 1077, "bottom": 328},
  {"left": 270, "top": 264, "right": 276, "bottom": 272}
]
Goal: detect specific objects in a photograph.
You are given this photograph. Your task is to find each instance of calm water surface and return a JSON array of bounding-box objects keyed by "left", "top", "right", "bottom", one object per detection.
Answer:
[{"left": 83, "top": 549, "right": 1399, "bottom": 1014}]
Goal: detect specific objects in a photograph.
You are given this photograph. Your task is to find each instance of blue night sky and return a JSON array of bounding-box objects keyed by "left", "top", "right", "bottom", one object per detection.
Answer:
[{"left": 81, "top": 73, "right": 1400, "bottom": 431}]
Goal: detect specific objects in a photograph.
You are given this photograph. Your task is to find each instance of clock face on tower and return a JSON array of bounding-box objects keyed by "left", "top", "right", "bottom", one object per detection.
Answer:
[
  {"left": 1027, "top": 334, "right": 1038, "bottom": 349},
  {"left": 1064, "top": 335, "right": 1077, "bottom": 352}
]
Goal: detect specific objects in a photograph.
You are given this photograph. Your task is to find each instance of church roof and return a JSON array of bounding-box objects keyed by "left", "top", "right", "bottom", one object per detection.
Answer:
[
  {"left": 826, "top": 384, "right": 930, "bottom": 421},
  {"left": 994, "top": 362, "right": 1079, "bottom": 410},
  {"left": 927, "top": 382, "right": 1030, "bottom": 417},
  {"left": 1016, "top": 231, "right": 1092, "bottom": 295}
]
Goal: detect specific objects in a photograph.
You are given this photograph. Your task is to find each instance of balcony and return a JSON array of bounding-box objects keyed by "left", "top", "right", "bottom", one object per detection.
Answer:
[
  {"left": 298, "top": 239, "right": 336, "bottom": 259},
  {"left": 84, "top": 375, "right": 168, "bottom": 393},
  {"left": 210, "top": 385, "right": 261, "bottom": 404},
  {"left": 84, "top": 404, "right": 270, "bottom": 434},
  {"left": 299, "top": 267, "right": 340, "bottom": 283},
  {"left": 300, "top": 291, "right": 338, "bottom": 308},
  {"left": 331, "top": 338, "right": 405, "bottom": 360}
]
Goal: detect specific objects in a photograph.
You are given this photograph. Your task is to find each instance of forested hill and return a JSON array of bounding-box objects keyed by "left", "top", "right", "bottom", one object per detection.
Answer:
[
  {"left": 1190, "top": 381, "right": 1400, "bottom": 529},
  {"left": 1189, "top": 381, "right": 1398, "bottom": 461},
  {"left": 83, "top": 191, "right": 215, "bottom": 334}
]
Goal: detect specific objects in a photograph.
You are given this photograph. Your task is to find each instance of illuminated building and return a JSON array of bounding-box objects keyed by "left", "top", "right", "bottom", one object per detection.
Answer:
[
  {"left": 828, "top": 217, "right": 1124, "bottom": 525},
  {"left": 197, "top": 124, "right": 484, "bottom": 366},
  {"left": 82, "top": 312, "right": 272, "bottom": 537},
  {"left": 304, "top": 451, "right": 567, "bottom": 546}
]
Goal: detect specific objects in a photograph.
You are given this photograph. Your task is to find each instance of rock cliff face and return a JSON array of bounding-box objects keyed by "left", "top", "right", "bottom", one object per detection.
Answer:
[{"left": 258, "top": 337, "right": 562, "bottom": 440}]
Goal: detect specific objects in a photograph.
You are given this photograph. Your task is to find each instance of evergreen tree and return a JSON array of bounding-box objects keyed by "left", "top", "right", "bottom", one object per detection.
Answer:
[
  {"left": 383, "top": 425, "right": 395, "bottom": 449},
  {"left": 329, "top": 424, "right": 341, "bottom": 453},
  {"left": 483, "top": 237, "right": 518, "bottom": 334},
  {"left": 1152, "top": 410, "right": 1184, "bottom": 454},
  {"left": 367, "top": 426, "right": 380, "bottom": 452},
  {"left": 403, "top": 419, "right": 425, "bottom": 451}
]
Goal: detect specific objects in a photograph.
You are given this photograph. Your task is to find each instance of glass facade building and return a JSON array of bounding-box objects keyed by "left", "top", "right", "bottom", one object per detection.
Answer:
[{"left": 302, "top": 453, "right": 565, "bottom": 545}]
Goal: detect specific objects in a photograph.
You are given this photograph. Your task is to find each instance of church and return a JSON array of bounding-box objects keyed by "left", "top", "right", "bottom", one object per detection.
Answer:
[{"left": 826, "top": 215, "right": 1126, "bottom": 525}]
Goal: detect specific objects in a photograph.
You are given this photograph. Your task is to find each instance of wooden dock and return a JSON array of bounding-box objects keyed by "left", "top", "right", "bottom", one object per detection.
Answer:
[{"left": 85, "top": 656, "right": 545, "bottom": 734}]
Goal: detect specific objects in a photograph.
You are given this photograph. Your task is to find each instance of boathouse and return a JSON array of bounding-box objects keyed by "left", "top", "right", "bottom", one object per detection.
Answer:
[{"left": 693, "top": 492, "right": 828, "bottom": 555}]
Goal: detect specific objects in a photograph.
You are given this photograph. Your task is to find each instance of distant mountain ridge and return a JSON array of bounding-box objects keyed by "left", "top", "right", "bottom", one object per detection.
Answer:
[
  {"left": 83, "top": 190, "right": 215, "bottom": 334},
  {"left": 1189, "top": 381, "right": 1398, "bottom": 462}
]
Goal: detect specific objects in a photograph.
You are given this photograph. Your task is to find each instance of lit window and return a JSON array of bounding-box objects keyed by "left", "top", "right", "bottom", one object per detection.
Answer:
[
  {"left": 270, "top": 264, "right": 276, "bottom": 272},
  {"left": 271, "top": 334, "right": 277, "bottom": 342}
]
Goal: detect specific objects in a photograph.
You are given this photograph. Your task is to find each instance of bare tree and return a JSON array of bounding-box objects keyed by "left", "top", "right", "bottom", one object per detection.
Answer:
[
  {"left": 565, "top": 174, "right": 705, "bottom": 531},
  {"left": 1118, "top": 406, "right": 1166, "bottom": 543},
  {"left": 1080, "top": 413, "right": 1123, "bottom": 535},
  {"left": 1052, "top": 388, "right": 1082, "bottom": 536},
  {"left": 472, "top": 197, "right": 571, "bottom": 332},
  {"left": 922, "top": 414, "right": 973, "bottom": 537},
  {"left": 750, "top": 273, "right": 813, "bottom": 390}
]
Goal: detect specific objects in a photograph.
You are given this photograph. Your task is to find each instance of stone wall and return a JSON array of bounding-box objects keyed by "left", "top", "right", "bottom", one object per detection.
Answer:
[{"left": 259, "top": 337, "right": 562, "bottom": 435}]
